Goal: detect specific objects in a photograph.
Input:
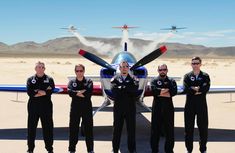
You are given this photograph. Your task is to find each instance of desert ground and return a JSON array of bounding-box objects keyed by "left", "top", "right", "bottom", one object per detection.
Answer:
[{"left": 0, "top": 56, "right": 235, "bottom": 153}]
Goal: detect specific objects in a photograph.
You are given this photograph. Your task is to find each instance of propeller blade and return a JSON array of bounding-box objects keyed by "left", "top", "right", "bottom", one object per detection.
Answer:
[
  {"left": 130, "top": 46, "right": 167, "bottom": 70},
  {"left": 78, "top": 49, "right": 116, "bottom": 71}
]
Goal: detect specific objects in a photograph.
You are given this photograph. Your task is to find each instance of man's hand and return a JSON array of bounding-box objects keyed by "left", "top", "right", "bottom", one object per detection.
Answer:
[
  {"left": 160, "top": 88, "right": 170, "bottom": 97},
  {"left": 118, "top": 85, "right": 126, "bottom": 89},
  {"left": 192, "top": 86, "right": 200, "bottom": 92},
  {"left": 191, "top": 86, "right": 202, "bottom": 95},
  {"left": 161, "top": 92, "right": 170, "bottom": 97},
  {"left": 34, "top": 90, "right": 46, "bottom": 97},
  {"left": 160, "top": 88, "right": 169, "bottom": 94},
  {"left": 76, "top": 89, "right": 86, "bottom": 97},
  {"left": 195, "top": 92, "right": 202, "bottom": 95},
  {"left": 46, "top": 86, "right": 52, "bottom": 90}
]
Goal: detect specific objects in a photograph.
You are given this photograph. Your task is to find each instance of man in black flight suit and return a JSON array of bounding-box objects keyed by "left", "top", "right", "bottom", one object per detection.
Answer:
[
  {"left": 183, "top": 57, "right": 210, "bottom": 153},
  {"left": 150, "top": 64, "right": 177, "bottom": 153},
  {"left": 26, "top": 61, "right": 55, "bottom": 153},
  {"left": 111, "top": 60, "right": 139, "bottom": 153},
  {"left": 68, "top": 64, "right": 94, "bottom": 153}
]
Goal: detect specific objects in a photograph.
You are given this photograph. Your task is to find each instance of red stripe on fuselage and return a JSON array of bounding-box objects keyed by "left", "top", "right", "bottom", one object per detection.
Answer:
[{"left": 92, "top": 84, "right": 102, "bottom": 95}]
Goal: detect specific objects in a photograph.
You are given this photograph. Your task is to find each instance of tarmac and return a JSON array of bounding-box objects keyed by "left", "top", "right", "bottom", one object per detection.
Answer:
[{"left": 0, "top": 92, "right": 235, "bottom": 153}]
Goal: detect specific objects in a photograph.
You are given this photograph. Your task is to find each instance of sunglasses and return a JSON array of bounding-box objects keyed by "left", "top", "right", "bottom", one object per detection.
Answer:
[
  {"left": 37, "top": 66, "right": 45, "bottom": 69},
  {"left": 120, "top": 66, "right": 129, "bottom": 68},
  {"left": 191, "top": 62, "right": 200, "bottom": 65},
  {"left": 158, "top": 69, "right": 167, "bottom": 71},
  {"left": 75, "top": 70, "right": 84, "bottom": 72}
]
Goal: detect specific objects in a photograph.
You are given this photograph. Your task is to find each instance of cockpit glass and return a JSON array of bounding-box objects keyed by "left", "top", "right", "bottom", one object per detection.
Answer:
[{"left": 111, "top": 52, "right": 137, "bottom": 64}]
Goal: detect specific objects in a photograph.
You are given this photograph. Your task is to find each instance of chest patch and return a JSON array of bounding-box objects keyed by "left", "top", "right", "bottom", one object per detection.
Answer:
[
  {"left": 197, "top": 77, "right": 202, "bottom": 81},
  {"left": 44, "top": 78, "right": 49, "bottom": 83},
  {"left": 190, "top": 76, "right": 195, "bottom": 81},
  {"left": 72, "top": 82, "right": 77, "bottom": 87},
  {"left": 31, "top": 78, "right": 36, "bottom": 84},
  {"left": 157, "top": 80, "right": 162, "bottom": 85}
]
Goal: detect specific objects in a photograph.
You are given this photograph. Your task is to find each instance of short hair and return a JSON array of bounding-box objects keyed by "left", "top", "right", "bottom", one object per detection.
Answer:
[
  {"left": 119, "top": 60, "right": 129, "bottom": 67},
  {"left": 158, "top": 64, "right": 168, "bottom": 70},
  {"left": 35, "top": 61, "right": 45, "bottom": 67},
  {"left": 192, "top": 56, "right": 202, "bottom": 63},
  {"left": 75, "top": 64, "right": 85, "bottom": 71}
]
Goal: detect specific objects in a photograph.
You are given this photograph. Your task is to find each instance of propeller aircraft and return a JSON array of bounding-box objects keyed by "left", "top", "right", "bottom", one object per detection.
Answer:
[
  {"left": 1, "top": 24, "right": 235, "bottom": 116},
  {"left": 61, "top": 25, "right": 77, "bottom": 32},
  {"left": 160, "top": 26, "right": 187, "bottom": 32},
  {"left": 112, "top": 24, "right": 138, "bottom": 31}
]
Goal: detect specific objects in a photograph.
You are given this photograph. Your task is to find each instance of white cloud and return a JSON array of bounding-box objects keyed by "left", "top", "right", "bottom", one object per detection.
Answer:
[
  {"left": 197, "top": 29, "right": 235, "bottom": 37},
  {"left": 202, "top": 32, "right": 225, "bottom": 37},
  {"left": 127, "top": 29, "right": 235, "bottom": 47}
]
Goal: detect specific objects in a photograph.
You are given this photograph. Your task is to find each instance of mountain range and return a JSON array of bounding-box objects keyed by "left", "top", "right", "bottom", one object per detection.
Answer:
[{"left": 0, "top": 37, "right": 235, "bottom": 58}]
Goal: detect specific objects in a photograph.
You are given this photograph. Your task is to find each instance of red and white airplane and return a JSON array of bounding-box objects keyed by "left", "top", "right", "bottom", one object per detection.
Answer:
[
  {"left": 1, "top": 25, "right": 235, "bottom": 115},
  {"left": 112, "top": 24, "right": 138, "bottom": 31}
]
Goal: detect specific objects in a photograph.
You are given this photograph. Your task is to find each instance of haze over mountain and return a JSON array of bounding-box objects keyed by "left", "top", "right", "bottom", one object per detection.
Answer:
[{"left": 0, "top": 37, "right": 234, "bottom": 58}]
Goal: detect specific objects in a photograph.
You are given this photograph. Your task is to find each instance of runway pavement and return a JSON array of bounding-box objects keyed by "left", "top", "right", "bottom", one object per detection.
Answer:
[{"left": 0, "top": 92, "right": 235, "bottom": 153}]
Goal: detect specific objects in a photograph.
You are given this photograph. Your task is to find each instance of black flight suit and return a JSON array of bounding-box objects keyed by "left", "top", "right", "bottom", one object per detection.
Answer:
[
  {"left": 183, "top": 71, "right": 210, "bottom": 153},
  {"left": 150, "top": 76, "right": 177, "bottom": 153},
  {"left": 111, "top": 74, "right": 139, "bottom": 153},
  {"left": 68, "top": 77, "right": 94, "bottom": 152},
  {"left": 26, "top": 74, "right": 55, "bottom": 152}
]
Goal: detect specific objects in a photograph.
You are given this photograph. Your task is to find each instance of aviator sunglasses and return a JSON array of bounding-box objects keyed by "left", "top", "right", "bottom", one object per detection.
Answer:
[
  {"left": 75, "top": 70, "right": 84, "bottom": 72},
  {"left": 158, "top": 68, "right": 167, "bottom": 71},
  {"left": 191, "top": 62, "right": 200, "bottom": 65}
]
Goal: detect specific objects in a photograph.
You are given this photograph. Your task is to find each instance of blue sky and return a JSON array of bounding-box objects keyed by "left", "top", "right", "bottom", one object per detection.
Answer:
[{"left": 0, "top": 0, "right": 235, "bottom": 47}]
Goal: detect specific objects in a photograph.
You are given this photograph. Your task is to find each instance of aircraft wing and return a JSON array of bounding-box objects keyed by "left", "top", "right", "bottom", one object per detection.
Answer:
[
  {"left": 1, "top": 83, "right": 234, "bottom": 97},
  {"left": 0, "top": 83, "right": 103, "bottom": 96},
  {"left": 175, "top": 27, "right": 187, "bottom": 30},
  {"left": 160, "top": 28, "right": 172, "bottom": 30},
  {"left": 176, "top": 85, "right": 235, "bottom": 94},
  {"left": 0, "top": 84, "right": 65, "bottom": 93},
  {"left": 144, "top": 85, "right": 235, "bottom": 96}
]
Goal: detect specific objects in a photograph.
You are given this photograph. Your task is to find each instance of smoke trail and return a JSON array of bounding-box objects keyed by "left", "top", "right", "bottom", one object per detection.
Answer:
[
  {"left": 70, "top": 29, "right": 174, "bottom": 58},
  {"left": 71, "top": 30, "right": 115, "bottom": 55},
  {"left": 121, "top": 30, "right": 134, "bottom": 52},
  {"left": 139, "top": 32, "right": 174, "bottom": 57}
]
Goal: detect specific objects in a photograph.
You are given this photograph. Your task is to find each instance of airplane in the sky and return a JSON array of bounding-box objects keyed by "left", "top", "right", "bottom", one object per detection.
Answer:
[
  {"left": 1, "top": 25, "right": 235, "bottom": 115},
  {"left": 112, "top": 24, "right": 138, "bottom": 31},
  {"left": 60, "top": 25, "right": 77, "bottom": 32},
  {"left": 160, "top": 26, "right": 187, "bottom": 32}
]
